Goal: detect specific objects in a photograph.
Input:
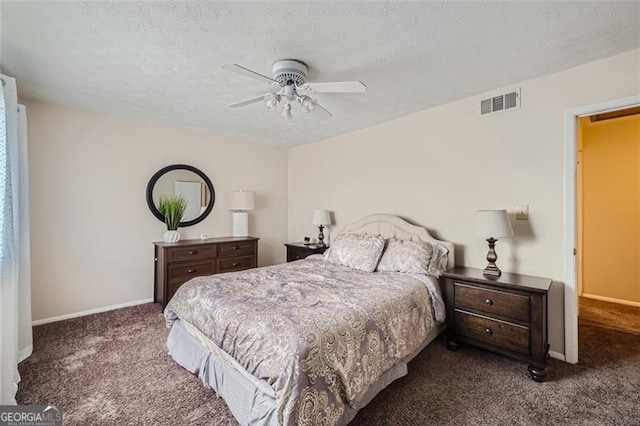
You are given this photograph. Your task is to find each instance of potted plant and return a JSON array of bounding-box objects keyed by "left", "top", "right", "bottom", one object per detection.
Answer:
[{"left": 158, "top": 195, "right": 187, "bottom": 243}]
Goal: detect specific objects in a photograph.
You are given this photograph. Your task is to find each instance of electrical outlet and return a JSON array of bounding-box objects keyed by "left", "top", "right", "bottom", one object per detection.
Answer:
[{"left": 515, "top": 205, "right": 529, "bottom": 220}]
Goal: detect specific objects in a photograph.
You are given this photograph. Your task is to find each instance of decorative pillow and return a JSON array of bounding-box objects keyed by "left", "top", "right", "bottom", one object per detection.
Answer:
[
  {"left": 376, "top": 238, "right": 433, "bottom": 274},
  {"left": 376, "top": 239, "right": 449, "bottom": 277},
  {"left": 324, "top": 233, "right": 386, "bottom": 272},
  {"left": 428, "top": 243, "right": 449, "bottom": 277}
]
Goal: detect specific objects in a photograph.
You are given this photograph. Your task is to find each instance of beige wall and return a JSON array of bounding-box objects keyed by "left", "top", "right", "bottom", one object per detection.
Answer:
[
  {"left": 26, "top": 100, "right": 288, "bottom": 321},
  {"left": 288, "top": 48, "right": 640, "bottom": 355},
  {"left": 580, "top": 114, "right": 640, "bottom": 304}
]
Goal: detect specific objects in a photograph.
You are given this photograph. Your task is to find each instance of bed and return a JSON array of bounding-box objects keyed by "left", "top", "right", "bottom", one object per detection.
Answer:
[{"left": 164, "top": 214, "right": 455, "bottom": 425}]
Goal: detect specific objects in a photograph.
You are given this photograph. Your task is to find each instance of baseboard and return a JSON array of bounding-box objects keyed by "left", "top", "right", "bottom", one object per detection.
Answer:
[
  {"left": 582, "top": 293, "right": 640, "bottom": 308},
  {"left": 548, "top": 350, "right": 566, "bottom": 362},
  {"left": 18, "top": 345, "right": 33, "bottom": 363},
  {"left": 32, "top": 298, "right": 154, "bottom": 326}
]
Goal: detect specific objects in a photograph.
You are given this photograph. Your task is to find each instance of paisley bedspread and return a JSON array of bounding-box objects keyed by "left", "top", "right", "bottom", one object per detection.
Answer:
[{"left": 165, "top": 258, "right": 439, "bottom": 425}]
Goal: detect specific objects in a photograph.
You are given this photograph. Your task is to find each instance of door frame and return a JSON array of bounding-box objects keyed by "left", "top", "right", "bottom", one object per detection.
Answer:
[{"left": 563, "top": 95, "right": 640, "bottom": 364}]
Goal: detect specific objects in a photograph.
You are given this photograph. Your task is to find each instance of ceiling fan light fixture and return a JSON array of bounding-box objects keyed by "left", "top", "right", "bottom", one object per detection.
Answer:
[
  {"left": 264, "top": 93, "right": 280, "bottom": 110},
  {"left": 282, "top": 103, "right": 293, "bottom": 120},
  {"left": 305, "top": 98, "right": 315, "bottom": 112},
  {"left": 297, "top": 95, "right": 315, "bottom": 113}
]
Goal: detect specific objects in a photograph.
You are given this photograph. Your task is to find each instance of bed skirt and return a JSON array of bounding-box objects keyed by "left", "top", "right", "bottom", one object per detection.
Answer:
[{"left": 167, "top": 319, "right": 444, "bottom": 426}]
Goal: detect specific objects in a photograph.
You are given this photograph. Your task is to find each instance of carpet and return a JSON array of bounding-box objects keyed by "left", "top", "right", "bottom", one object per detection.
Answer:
[{"left": 17, "top": 299, "right": 640, "bottom": 425}]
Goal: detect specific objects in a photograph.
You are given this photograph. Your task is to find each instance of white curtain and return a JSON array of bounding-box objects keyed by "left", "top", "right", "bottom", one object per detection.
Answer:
[{"left": 0, "top": 74, "right": 32, "bottom": 404}]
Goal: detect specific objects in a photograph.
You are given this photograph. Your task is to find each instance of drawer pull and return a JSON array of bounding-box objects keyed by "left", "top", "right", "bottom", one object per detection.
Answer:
[
  {"left": 187, "top": 269, "right": 197, "bottom": 273},
  {"left": 232, "top": 246, "right": 240, "bottom": 250},
  {"left": 485, "top": 299, "right": 493, "bottom": 306},
  {"left": 188, "top": 250, "right": 198, "bottom": 255},
  {"left": 485, "top": 328, "right": 493, "bottom": 335},
  {"left": 232, "top": 262, "right": 240, "bottom": 267}
]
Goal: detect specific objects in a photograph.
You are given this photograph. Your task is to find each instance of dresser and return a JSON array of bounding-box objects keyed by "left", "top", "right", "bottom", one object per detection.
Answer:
[
  {"left": 154, "top": 237, "right": 258, "bottom": 307},
  {"left": 441, "top": 266, "right": 552, "bottom": 381},
  {"left": 285, "top": 242, "right": 329, "bottom": 262}
]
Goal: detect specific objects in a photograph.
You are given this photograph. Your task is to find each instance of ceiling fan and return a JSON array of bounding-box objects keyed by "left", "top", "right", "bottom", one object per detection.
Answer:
[{"left": 221, "top": 59, "right": 366, "bottom": 119}]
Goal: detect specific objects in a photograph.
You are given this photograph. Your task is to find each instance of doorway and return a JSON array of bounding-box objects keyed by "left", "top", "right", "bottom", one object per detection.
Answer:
[
  {"left": 577, "top": 108, "right": 640, "bottom": 337},
  {"left": 564, "top": 95, "right": 640, "bottom": 364}
]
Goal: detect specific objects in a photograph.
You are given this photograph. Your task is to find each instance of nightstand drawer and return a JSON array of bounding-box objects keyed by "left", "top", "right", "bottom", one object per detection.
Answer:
[
  {"left": 168, "top": 261, "right": 215, "bottom": 282},
  {"left": 218, "top": 241, "right": 255, "bottom": 257},
  {"left": 217, "top": 255, "right": 255, "bottom": 273},
  {"left": 454, "top": 310, "right": 530, "bottom": 356},
  {"left": 285, "top": 243, "right": 328, "bottom": 263},
  {"left": 167, "top": 246, "right": 216, "bottom": 262},
  {"left": 455, "top": 282, "right": 530, "bottom": 323},
  {"left": 287, "top": 247, "right": 312, "bottom": 262}
]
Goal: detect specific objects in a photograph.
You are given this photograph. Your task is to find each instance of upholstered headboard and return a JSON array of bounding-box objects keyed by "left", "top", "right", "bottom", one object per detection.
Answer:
[{"left": 339, "top": 214, "right": 455, "bottom": 270}]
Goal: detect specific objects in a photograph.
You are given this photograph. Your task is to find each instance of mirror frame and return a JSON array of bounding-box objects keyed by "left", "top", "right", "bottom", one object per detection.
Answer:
[{"left": 146, "top": 164, "right": 215, "bottom": 227}]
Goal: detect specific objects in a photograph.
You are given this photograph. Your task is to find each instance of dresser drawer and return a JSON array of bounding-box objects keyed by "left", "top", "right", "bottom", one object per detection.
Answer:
[
  {"left": 217, "top": 255, "right": 255, "bottom": 273},
  {"left": 454, "top": 310, "right": 530, "bottom": 356},
  {"left": 455, "top": 282, "right": 530, "bottom": 323},
  {"left": 217, "top": 241, "right": 255, "bottom": 257},
  {"left": 167, "top": 246, "right": 216, "bottom": 262},
  {"left": 155, "top": 237, "right": 259, "bottom": 308},
  {"left": 168, "top": 261, "right": 215, "bottom": 283}
]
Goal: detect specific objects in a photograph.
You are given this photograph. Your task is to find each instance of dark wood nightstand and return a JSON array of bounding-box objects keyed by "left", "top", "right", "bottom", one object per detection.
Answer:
[
  {"left": 441, "top": 266, "right": 552, "bottom": 382},
  {"left": 285, "top": 242, "right": 329, "bottom": 262}
]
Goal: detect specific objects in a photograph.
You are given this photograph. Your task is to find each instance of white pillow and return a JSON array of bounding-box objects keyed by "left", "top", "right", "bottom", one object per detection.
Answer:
[{"left": 325, "top": 233, "right": 385, "bottom": 272}]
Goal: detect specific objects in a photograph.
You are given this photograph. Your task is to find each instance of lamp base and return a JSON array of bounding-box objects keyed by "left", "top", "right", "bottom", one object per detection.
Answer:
[
  {"left": 317, "top": 225, "right": 326, "bottom": 247},
  {"left": 483, "top": 264, "right": 502, "bottom": 277},
  {"left": 483, "top": 237, "right": 501, "bottom": 277},
  {"left": 232, "top": 212, "right": 249, "bottom": 237}
]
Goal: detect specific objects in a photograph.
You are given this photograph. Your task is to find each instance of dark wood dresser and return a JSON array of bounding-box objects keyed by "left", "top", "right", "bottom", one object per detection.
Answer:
[
  {"left": 285, "top": 242, "right": 329, "bottom": 262},
  {"left": 154, "top": 236, "right": 258, "bottom": 307},
  {"left": 441, "top": 266, "right": 552, "bottom": 381}
]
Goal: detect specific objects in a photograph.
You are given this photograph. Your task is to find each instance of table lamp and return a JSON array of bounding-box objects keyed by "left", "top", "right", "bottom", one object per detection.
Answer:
[
  {"left": 475, "top": 209, "right": 514, "bottom": 277},
  {"left": 312, "top": 209, "right": 332, "bottom": 248},
  {"left": 228, "top": 191, "right": 255, "bottom": 237}
]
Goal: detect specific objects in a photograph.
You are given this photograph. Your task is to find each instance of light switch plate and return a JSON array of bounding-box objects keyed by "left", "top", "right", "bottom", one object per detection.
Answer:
[{"left": 515, "top": 205, "right": 529, "bottom": 220}]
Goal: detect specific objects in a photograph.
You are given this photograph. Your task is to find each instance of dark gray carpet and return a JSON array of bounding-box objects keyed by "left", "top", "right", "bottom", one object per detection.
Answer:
[{"left": 17, "top": 299, "right": 640, "bottom": 425}]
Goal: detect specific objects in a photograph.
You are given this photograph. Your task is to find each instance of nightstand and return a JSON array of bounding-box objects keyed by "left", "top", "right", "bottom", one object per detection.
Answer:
[
  {"left": 285, "top": 242, "right": 329, "bottom": 262},
  {"left": 441, "top": 266, "right": 552, "bottom": 382}
]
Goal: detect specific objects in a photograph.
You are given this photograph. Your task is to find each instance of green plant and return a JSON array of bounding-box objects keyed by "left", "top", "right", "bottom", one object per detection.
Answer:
[{"left": 158, "top": 195, "right": 187, "bottom": 231}]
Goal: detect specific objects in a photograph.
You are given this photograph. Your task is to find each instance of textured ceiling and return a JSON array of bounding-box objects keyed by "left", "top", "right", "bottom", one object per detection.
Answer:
[{"left": 2, "top": 1, "right": 639, "bottom": 147}]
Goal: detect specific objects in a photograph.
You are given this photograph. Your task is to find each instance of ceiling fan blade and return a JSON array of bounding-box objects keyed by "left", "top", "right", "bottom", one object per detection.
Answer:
[
  {"left": 220, "top": 64, "right": 278, "bottom": 85},
  {"left": 315, "top": 102, "right": 333, "bottom": 117},
  {"left": 228, "top": 94, "right": 270, "bottom": 108},
  {"left": 302, "top": 81, "right": 366, "bottom": 93}
]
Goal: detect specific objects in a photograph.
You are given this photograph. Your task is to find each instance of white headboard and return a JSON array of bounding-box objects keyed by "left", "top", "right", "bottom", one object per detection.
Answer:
[{"left": 339, "top": 214, "right": 455, "bottom": 270}]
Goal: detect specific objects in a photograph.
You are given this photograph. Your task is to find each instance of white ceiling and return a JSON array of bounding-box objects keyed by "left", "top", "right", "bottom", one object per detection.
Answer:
[{"left": 2, "top": 2, "right": 639, "bottom": 147}]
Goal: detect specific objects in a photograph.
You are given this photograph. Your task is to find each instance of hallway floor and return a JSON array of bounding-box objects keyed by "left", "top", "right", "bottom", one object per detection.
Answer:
[{"left": 579, "top": 296, "right": 640, "bottom": 335}]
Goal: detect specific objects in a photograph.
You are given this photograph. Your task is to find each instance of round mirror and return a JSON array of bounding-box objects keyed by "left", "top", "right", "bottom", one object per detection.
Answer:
[{"left": 146, "top": 164, "right": 215, "bottom": 227}]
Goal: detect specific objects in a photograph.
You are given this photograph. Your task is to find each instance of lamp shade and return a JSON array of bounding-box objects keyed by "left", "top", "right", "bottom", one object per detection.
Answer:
[
  {"left": 475, "top": 209, "right": 514, "bottom": 238},
  {"left": 312, "top": 209, "right": 331, "bottom": 226},
  {"left": 227, "top": 191, "right": 255, "bottom": 211}
]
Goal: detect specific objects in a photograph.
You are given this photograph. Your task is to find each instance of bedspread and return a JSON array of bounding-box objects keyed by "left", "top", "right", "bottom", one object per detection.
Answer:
[{"left": 165, "top": 258, "right": 438, "bottom": 425}]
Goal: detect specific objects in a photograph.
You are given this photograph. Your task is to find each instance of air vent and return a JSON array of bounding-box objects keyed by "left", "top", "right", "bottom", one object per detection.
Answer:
[{"left": 479, "top": 89, "right": 520, "bottom": 116}]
